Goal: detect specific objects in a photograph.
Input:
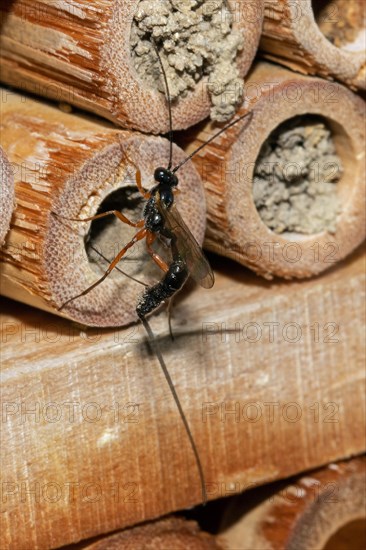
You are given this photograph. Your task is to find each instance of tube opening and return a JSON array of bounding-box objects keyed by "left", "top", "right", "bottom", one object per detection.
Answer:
[
  {"left": 130, "top": 0, "right": 244, "bottom": 121},
  {"left": 85, "top": 186, "right": 161, "bottom": 283},
  {"left": 312, "top": 0, "right": 366, "bottom": 52},
  {"left": 323, "top": 518, "right": 366, "bottom": 549},
  {"left": 253, "top": 115, "right": 344, "bottom": 236}
]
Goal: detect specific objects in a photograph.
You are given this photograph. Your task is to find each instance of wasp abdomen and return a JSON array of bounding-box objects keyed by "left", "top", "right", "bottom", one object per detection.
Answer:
[{"left": 137, "top": 260, "right": 188, "bottom": 318}]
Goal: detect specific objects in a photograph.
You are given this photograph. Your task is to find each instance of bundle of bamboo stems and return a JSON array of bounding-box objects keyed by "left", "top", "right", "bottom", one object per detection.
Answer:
[
  {"left": 0, "top": 2, "right": 365, "bottom": 548},
  {"left": 1, "top": 247, "right": 365, "bottom": 549},
  {"left": 0, "top": 0, "right": 364, "bottom": 323}
]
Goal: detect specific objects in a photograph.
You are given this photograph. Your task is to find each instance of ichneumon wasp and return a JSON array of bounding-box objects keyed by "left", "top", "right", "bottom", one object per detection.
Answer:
[{"left": 54, "top": 39, "right": 252, "bottom": 504}]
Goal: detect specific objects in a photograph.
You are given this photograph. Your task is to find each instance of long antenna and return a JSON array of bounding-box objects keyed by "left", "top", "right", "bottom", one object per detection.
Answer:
[
  {"left": 139, "top": 314, "right": 207, "bottom": 504},
  {"left": 172, "top": 110, "right": 253, "bottom": 174},
  {"left": 151, "top": 38, "right": 174, "bottom": 171}
]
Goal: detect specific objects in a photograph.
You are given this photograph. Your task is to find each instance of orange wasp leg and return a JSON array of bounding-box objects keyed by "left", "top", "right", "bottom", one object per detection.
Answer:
[
  {"left": 53, "top": 210, "right": 144, "bottom": 229},
  {"left": 145, "top": 231, "right": 176, "bottom": 338},
  {"left": 57, "top": 148, "right": 166, "bottom": 310},
  {"left": 54, "top": 148, "right": 151, "bottom": 228},
  {"left": 122, "top": 149, "right": 151, "bottom": 200},
  {"left": 135, "top": 169, "right": 150, "bottom": 199},
  {"left": 59, "top": 227, "right": 148, "bottom": 310},
  {"left": 146, "top": 231, "right": 170, "bottom": 273}
]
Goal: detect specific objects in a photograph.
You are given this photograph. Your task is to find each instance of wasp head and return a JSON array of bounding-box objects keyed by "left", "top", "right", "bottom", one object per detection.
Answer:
[
  {"left": 154, "top": 167, "right": 178, "bottom": 188},
  {"left": 153, "top": 167, "right": 178, "bottom": 209}
]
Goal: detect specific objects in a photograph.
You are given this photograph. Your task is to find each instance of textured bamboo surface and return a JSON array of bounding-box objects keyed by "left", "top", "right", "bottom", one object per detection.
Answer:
[
  {"left": 179, "top": 62, "right": 366, "bottom": 279},
  {"left": 0, "top": 0, "right": 263, "bottom": 133},
  {"left": 0, "top": 145, "right": 14, "bottom": 245},
  {"left": 81, "top": 517, "right": 223, "bottom": 550},
  {"left": 0, "top": 90, "right": 207, "bottom": 326},
  {"left": 260, "top": 0, "right": 365, "bottom": 89},
  {"left": 1, "top": 248, "right": 365, "bottom": 549},
  {"left": 220, "top": 456, "right": 366, "bottom": 550}
]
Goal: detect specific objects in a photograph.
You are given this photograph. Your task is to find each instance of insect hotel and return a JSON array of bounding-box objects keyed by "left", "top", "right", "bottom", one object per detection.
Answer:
[{"left": 0, "top": 1, "right": 365, "bottom": 549}]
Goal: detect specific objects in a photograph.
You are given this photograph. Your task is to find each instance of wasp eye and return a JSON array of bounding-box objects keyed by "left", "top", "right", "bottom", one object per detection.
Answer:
[{"left": 170, "top": 173, "right": 178, "bottom": 186}]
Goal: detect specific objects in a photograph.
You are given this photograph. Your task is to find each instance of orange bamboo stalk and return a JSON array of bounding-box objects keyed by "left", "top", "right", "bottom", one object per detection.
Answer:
[
  {"left": 260, "top": 0, "right": 365, "bottom": 89},
  {"left": 180, "top": 62, "right": 365, "bottom": 279},
  {"left": 0, "top": 0, "right": 263, "bottom": 132},
  {"left": 83, "top": 518, "right": 223, "bottom": 549},
  {"left": 0, "top": 90, "right": 207, "bottom": 326},
  {"left": 1, "top": 250, "right": 365, "bottom": 548},
  {"left": 221, "top": 456, "right": 366, "bottom": 550}
]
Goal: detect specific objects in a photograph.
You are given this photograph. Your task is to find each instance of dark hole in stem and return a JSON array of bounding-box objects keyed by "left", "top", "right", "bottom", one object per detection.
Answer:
[
  {"left": 323, "top": 519, "right": 366, "bottom": 550},
  {"left": 84, "top": 186, "right": 166, "bottom": 282}
]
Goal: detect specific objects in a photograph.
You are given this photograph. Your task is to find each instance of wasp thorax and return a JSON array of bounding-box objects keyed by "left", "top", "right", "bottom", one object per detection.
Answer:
[
  {"left": 159, "top": 185, "right": 174, "bottom": 208},
  {"left": 146, "top": 210, "right": 163, "bottom": 231}
]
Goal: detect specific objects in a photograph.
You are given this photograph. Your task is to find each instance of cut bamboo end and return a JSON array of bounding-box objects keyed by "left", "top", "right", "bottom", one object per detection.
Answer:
[
  {"left": 261, "top": 0, "right": 366, "bottom": 90},
  {"left": 83, "top": 518, "right": 223, "bottom": 550},
  {"left": 0, "top": 0, "right": 263, "bottom": 133},
  {"left": 0, "top": 91, "right": 207, "bottom": 327},
  {"left": 0, "top": 146, "right": 15, "bottom": 246},
  {"left": 220, "top": 456, "right": 366, "bottom": 550},
  {"left": 180, "top": 62, "right": 365, "bottom": 279}
]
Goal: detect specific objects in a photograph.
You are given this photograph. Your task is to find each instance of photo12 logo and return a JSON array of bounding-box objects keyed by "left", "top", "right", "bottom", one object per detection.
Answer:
[
  {"left": 2, "top": 401, "right": 140, "bottom": 425},
  {"left": 1, "top": 480, "right": 140, "bottom": 504},
  {"left": 201, "top": 401, "right": 340, "bottom": 424},
  {"left": 202, "top": 321, "right": 340, "bottom": 344}
]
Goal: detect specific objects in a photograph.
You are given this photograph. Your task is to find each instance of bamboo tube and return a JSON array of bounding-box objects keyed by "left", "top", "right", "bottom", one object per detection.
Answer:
[
  {"left": 0, "top": 90, "right": 207, "bottom": 326},
  {"left": 260, "top": 0, "right": 365, "bottom": 90},
  {"left": 220, "top": 456, "right": 366, "bottom": 550},
  {"left": 0, "top": 0, "right": 263, "bottom": 133},
  {"left": 83, "top": 518, "right": 223, "bottom": 549},
  {"left": 1, "top": 250, "right": 365, "bottom": 548},
  {"left": 0, "top": 146, "right": 14, "bottom": 246},
  {"left": 179, "top": 62, "right": 365, "bottom": 279}
]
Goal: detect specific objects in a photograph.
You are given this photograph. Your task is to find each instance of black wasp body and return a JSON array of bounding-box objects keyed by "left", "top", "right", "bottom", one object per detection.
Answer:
[
  {"left": 136, "top": 259, "right": 188, "bottom": 318},
  {"left": 137, "top": 167, "right": 189, "bottom": 319},
  {"left": 142, "top": 166, "right": 178, "bottom": 236}
]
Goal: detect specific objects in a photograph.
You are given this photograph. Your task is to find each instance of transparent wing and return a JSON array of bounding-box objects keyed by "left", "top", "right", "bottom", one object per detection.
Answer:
[{"left": 157, "top": 201, "right": 214, "bottom": 289}]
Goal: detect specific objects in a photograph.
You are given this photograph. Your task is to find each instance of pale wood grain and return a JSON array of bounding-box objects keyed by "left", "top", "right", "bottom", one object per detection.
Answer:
[{"left": 1, "top": 249, "right": 365, "bottom": 549}]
